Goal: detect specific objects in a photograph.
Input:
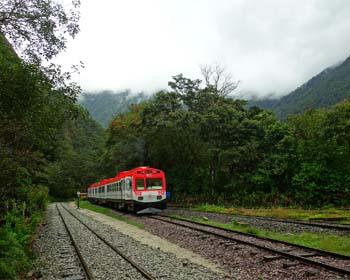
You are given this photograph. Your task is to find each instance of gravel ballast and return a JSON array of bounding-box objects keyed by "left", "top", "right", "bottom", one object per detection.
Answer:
[
  {"left": 33, "top": 203, "right": 229, "bottom": 280},
  {"left": 164, "top": 207, "right": 350, "bottom": 236},
  {"left": 126, "top": 213, "right": 350, "bottom": 280}
]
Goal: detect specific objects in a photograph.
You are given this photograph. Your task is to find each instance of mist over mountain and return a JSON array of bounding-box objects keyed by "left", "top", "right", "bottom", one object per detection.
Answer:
[
  {"left": 78, "top": 90, "right": 149, "bottom": 127},
  {"left": 79, "top": 54, "right": 350, "bottom": 125},
  {"left": 251, "top": 56, "right": 350, "bottom": 119}
]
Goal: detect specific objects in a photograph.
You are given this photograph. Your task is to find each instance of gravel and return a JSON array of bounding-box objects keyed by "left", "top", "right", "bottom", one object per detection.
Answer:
[
  {"left": 68, "top": 204, "right": 229, "bottom": 279},
  {"left": 33, "top": 204, "right": 87, "bottom": 280},
  {"left": 163, "top": 207, "right": 350, "bottom": 236},
  {"left": 125, "top": 214, "right": 350, "bottom": 280},
  {"left": 33, "top": 203, "right": 349, "bottom": 280},
  {"left": 33, "top": 203, "right": 229, "bottom": 280}
]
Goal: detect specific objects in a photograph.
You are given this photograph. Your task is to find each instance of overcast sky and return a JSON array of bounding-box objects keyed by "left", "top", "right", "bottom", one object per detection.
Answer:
[{"left": 56, "top": 0, "right": 350, "bottom": 99}]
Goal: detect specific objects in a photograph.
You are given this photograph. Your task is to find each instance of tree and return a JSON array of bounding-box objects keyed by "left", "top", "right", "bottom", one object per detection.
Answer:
[
  {"left": 0, "top": 0, "right": 80, "bottom": 62},
  {"left": 0, "top": 0, "right": 82, "bottom": 100},
  {"left": 287, "top": 101, "right": 350, "bottom": 206},
  {"left": 200, "top": 64, "right": 240, "bottom": 97}
]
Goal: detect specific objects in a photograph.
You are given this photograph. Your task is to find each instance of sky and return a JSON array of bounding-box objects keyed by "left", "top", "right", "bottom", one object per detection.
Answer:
[{"left": 56, "top": 0, "right": 350, "bottom": 99}]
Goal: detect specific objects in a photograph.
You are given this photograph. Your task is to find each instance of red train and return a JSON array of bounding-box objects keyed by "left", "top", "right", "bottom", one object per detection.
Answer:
[{"left": 87, "top": 166, "right": 167, "bottom": 213}]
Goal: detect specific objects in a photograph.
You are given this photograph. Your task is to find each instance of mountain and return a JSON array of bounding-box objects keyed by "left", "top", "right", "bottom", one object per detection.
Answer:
[
  {"left": 252, "top": 56, "right": 350, "bottom": 119},
  {"left": 78, "top": 90, "right": 149, "bottom": 127}
]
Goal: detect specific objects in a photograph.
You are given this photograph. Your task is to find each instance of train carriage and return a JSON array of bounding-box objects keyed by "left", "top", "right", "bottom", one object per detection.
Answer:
[{"left": 87, "top": 166, "right": 166, "bottom": 213}]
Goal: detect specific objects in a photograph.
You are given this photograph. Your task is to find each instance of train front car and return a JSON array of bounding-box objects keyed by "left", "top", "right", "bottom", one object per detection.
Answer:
[{"left": 130, "top": 166, "right": 167, "bottom": 213}]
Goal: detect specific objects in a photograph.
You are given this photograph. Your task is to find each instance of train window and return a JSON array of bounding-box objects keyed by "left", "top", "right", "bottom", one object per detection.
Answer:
[
  {"left": 126, "top": 178, "right": 131, "bottom": 191},
  {"left": 136, "top": 178, "right": 144, "bottom": 190},
  {"left": 146, "top": 178, "right": 162, "bottom": 190}
]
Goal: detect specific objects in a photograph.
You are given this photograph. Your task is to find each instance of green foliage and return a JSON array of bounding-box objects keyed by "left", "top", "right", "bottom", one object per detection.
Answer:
[
  {"left": 253, "top": 56, "right": 350, "bottom": 119},
  {"left": 0, "top": 32, "right": 79, "bottom": 206},
  {"left": 0, "top": 187, "right": 47, "bottom": 279},
  {"left": 288, "top": 101, "right": 350, "bottom": 206},
  {"left": 102, "top": 74, "right": 350, "bottom": 208},
  {"left": 0, "top": 0, "right": 80, "bottom": 63},
  {"left": 42, "top": 106, "right": 105, "bottom": 198},
  {"left": 0, "top": 2, "right": 87, "bottom": 278},
  {"left": 0, "top": 227, "right": 29, "bottom": 280},
  {"left": 78, "top": 91, "right": 149, "bottom": 127}
]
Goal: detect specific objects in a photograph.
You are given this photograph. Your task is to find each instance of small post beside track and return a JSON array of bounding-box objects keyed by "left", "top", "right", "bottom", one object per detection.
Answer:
[{"left": 76, "top": 191, "right": 80, "bottom": 209}]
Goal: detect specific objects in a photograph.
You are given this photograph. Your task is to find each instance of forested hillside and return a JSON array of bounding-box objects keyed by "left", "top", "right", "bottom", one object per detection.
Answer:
[
  {"left": 101, "top": 74, "right": 350, "bottom": 208},
  {"left": 0, "top": 2, "right": 104, "bottom": 278},
  {"left": 253, "top": 56, "right": 350, "bottom": 119},
  {"left": 78, "top": 91, "right": 148, "bottom": 127}
]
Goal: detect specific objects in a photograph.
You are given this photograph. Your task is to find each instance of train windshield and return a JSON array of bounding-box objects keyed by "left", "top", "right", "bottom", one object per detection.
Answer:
[
  {"left": 146, "top": 178, "right": 163, "bottom": 190},
  {"left": 136, "top": 178, "right": 144, "bottom": 190}
]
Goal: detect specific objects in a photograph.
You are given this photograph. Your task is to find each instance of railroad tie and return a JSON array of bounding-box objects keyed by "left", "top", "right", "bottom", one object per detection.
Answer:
[
  {"left": 263, "top": 255, "right": 281, "bottom": 262},
  {"left": 282, "top": 260, "right": 300, "bottom": 269}
]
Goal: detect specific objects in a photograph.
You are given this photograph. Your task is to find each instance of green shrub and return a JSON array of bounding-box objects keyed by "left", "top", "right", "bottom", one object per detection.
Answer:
[{"left": 0, "top": 186, "right": 48, "bottom": 279}]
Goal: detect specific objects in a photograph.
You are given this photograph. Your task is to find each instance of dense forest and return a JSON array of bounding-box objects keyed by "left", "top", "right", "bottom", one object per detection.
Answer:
[
  {"left": 0, "top": 1, "right": 103, "bottom": 278},
  {"left": 99, "top": 74, "right": 350, "bottom": 208}
]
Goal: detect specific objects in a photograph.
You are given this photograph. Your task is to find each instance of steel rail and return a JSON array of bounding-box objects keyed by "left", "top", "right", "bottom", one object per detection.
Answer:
[
  {"left": 159, "top": 214, "right": 350, "bottom": 260},
  {"left": 233, "top": 213, "right": 350, "bottom": 231},
  {"left": 151, "top": 215, "right": 350, "bottom": 276},
  {"left": 167, "top": 206, "right": 350, "bottom": 231},
  {"left": 59, "top": 203, "right": 156, "bottom": 280},
  {"left": 56, "top": 204, "right": 95, "bottom": 280}
]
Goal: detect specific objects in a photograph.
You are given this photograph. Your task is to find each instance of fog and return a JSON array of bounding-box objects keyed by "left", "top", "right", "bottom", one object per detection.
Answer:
[{"left": 55, "top": 0, "right": 350, "bottom": 99}]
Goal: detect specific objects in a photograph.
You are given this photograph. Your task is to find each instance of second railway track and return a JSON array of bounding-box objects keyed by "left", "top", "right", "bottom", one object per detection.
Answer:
[
  {"left": 149, "top": 214, "right": 350, "bottom": 278},
  {"left": 166, "top": 206, "right": 350, "bottom": 233}
]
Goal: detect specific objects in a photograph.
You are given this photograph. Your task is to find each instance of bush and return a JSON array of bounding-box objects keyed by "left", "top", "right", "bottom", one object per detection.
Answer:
[{"left": 0, "top": 186, "right": 48, "bottom": 279}]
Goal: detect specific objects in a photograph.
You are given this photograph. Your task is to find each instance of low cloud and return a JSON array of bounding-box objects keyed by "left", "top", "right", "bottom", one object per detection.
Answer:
[{"left": 55, "top": 0, "right": 350, "bottom": 99}]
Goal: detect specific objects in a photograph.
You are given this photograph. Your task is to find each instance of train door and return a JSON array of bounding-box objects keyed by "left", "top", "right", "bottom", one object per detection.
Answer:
[
  {"left": 125, "top": 177, "right": 132, "bottom": 201},
  {"left": 121, "top": 179, "right": 125, "bottom": 202},
  {"left": 117, "top": 181, "right": 120, "bottom": 201}
]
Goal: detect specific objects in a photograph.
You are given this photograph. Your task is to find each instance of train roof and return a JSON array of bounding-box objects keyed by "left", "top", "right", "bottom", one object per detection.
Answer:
[{"left": 88, "top": 166, "right": 165, "bottom": 189}]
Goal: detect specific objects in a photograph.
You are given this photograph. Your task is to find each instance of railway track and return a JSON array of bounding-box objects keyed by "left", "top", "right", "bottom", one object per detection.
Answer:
[
  {"left": 166, "top": 206, "right": 350, "bottom": 232},
  {"left": 150, "top": 214, "right": 350, "bottom": 277},
  {"left": 57, "top": 203, "right": 156, "bottom": 280},
  {"left": 233, "top": 213, "right": 350, "bottom": 231},
  {"left": 56, "top": 204, "right": 94, "bottom": 280}
]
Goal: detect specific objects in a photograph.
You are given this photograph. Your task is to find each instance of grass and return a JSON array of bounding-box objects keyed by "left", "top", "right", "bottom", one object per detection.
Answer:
[
  {"left": 170, "top": 214, "right": 350, "bottom": 256},
  {"left": 192, "top": 203, "right": 350, "bottom": 221},
  {"left": 78, "top": 201, "right": 350, "bottom": 254},
  {"left": 78, "top": 200, "right": 144, "bottom": 229}
]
